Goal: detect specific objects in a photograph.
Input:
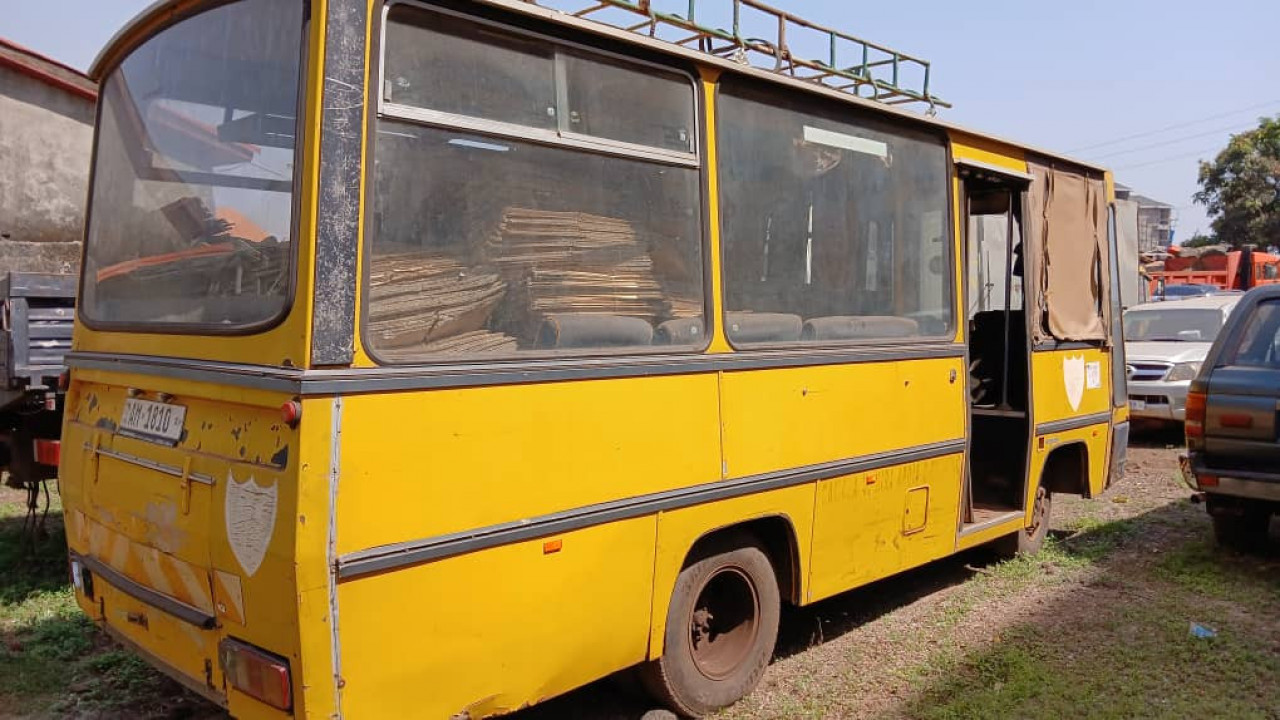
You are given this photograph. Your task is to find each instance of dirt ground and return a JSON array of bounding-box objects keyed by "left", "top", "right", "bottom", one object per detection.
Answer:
[{"left": 3, "top": 426, "right": 1277, "bottom": 718}]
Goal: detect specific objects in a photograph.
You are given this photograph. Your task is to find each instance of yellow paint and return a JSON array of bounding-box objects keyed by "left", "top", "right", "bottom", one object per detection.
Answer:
[
  {"left": 1031, "top": 347, "right": 1113, "bottom": 423},
  {"left": 720, "top": 357, "right": 967, "bottom": 477},
  {"left": 335, "top": 375, "right": 722, "bottom": 554},
  {"left": 338, "top": 517, "right": 657, "bottom": 718},
  {"left": 808, "top": 454, "right": 963, "bottom": 603},
  {"left": 63, "top": 372, "right": 303, "bottom": 718},
  {"left": 701, "top": 69, "right": 732, "bottom": 354},
  {"left": 64, "top": 2, "right": 1128, "bottom": 718},
  {"left": 949, "top": 132, "right": 1028, "bottom": 173},
  {"left": 1029, "top": 423, "right": 1112, "bottom": 508}
]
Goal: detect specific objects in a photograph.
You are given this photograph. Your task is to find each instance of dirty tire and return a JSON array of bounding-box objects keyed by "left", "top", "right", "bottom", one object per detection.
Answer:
[
  {"left": 995, "top": 488, "right": 1052, "bottom": 559},
  {"left": 640, "top": 536, "right": 780, "bottom": 718},
  {"left": 1211, "top": 507, "right": 1271, "bottom": 553}
]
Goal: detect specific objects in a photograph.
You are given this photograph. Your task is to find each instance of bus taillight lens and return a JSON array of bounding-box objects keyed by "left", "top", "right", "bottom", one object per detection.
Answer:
[
  {"left": 219, "top": 639, "right": 292, "bottom": 711},
  {"left": 1185, "top": 391, "right": 1206, "bottom": 449}
]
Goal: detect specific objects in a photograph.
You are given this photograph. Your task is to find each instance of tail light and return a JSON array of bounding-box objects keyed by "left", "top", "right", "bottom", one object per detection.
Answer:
[
  {"left": 33, "top": 439, "right": 61, "bottom": 467},
  {"left": 219, "top": 639, "right": 292, "bottom": 711},
  {"left": 1185, "top": 390, "right": 1206, "bottom": 449}
]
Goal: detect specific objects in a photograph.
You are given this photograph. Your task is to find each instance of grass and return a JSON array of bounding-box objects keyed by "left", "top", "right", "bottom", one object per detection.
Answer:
[
  {"left": 711, "top": 491, "right": 1280, "bottom": 720},
  {"left": 0, "top": 485, "right": 196, "bottom": 719},
  {"left": 900, "top": 509, "right": 1280, "bottom": 720},
  {"left": 1158, "top": 537, "right": 1280, "bottom": 603}
]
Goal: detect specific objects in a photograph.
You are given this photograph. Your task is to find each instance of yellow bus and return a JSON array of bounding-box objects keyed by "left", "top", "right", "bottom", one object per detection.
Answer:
[{"left": 60, "top": 0, "right": 1130, "bottom": 717}]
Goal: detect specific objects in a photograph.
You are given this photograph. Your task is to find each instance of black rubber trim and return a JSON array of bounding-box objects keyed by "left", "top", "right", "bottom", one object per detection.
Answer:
[
  {"left": 1032, "top": 341, "right": 1103, "bottom": 352},
  {"left": 336, "top": 438, "right": 966, "bottom": 580},
  {"left": 67, "top": 344, "right": 964, "bottom": 395},
  {"left": 74, "top": 553, "right": 217, "bottom": 630},
  {"left": 1034, "top": 411, "right": 1112, "bottom": 436}
]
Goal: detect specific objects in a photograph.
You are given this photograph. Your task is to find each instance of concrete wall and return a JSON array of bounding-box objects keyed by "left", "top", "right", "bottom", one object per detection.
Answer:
[{"left": 0, "top": 63, "right": 94, "bottom": 274}]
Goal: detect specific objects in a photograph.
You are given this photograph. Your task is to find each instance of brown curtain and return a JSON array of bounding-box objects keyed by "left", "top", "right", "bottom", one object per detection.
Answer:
[{"left": 1025, "top": 158, "right": 1110, "bottom": 344}]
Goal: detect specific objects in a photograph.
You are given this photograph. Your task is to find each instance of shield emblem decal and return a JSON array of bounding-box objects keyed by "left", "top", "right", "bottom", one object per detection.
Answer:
[
  {"left": 225, "top": 472, "right": 278, "bottom": 577},
  {"left": 1063, "top": 354, "right": 1086, "bottom": 412}
]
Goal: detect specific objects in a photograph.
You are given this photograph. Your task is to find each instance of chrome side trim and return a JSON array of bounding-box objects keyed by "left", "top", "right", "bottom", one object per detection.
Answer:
[
  {"left": 327, "top": 395, "right": 345, "bottom": 711},
  {"left": 86, "top": 445, "right": 215, "bottom": 485},
  {"left": 68, "top": 352, "right": 302, "bottom": 392},
  {"left": 335, "top": 438, "right": 966, "bottom": 580},
  {"left": 75, "top": 552, "right": 217, "bottom": 629},
  {"left": 380, "top": 102, "right": 700, "bottom": 168},
  {"left": 67, "top": 344, "right": 965, "bottom": 395},
  {"left": 1034, "top": 411, "right": 1112, "bottom": 436}
]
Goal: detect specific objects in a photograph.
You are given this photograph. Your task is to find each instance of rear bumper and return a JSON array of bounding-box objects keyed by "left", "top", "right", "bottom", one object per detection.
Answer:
[
  {"left": 101, "top": 618, "right": 228, "bottom": 708},
  {"left": 72, "top": 552, "right": 216, "bottom": 629},
  {"left": 70, "top": 549, "right": 227, "bottom": 706},
  {"left": 1128, "top": 380, "right": 1189, "bottom": 421},
  {"left": 1186, "top": 458, "right": 1280, "bottom": 502}
]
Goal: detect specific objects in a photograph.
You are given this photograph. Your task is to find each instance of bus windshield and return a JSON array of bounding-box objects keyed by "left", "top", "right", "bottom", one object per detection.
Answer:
[{"left": 81, "top": 0, "right": 304, "bottom": 330}]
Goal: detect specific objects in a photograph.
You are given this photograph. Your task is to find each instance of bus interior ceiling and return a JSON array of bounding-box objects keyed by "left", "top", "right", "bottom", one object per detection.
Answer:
[{"left": 964, "top": 178, "right": 1029, "bottom": 519}]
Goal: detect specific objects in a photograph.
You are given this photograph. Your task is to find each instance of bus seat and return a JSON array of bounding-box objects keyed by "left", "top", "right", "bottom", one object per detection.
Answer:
[
  {"left": 725, "top": 312, "right": 803, "bottom": 344},
  {"left": 535, "top": 313, "right": 653, "bottom": 349},
  {"left": 802, "top": 315, "right": 919, "bottom": 340},
  {"left": 655, "top": 318, "right": 704, "bottom": 345}
]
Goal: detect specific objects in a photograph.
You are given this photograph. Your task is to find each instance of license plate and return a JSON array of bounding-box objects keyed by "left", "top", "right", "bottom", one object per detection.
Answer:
[
  {"left": 119, "top": 398, "right": 187, "bottom": 445},
  {"left": 1130, "top": 399, "right": 1146, "bottom": 411}
]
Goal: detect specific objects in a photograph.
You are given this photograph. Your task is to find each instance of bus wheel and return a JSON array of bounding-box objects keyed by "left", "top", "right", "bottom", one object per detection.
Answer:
[
  {"left": 641, "top": 536, "right": 780, "bottom": 718},
  {"left": 996, "top": 487, "right": 1052, "bottom": 559}
]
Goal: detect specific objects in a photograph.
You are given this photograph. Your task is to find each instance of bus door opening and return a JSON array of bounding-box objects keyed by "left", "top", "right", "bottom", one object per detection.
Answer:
[{"left": 962, "top": 178, "right": 1030, "bottom": 526}]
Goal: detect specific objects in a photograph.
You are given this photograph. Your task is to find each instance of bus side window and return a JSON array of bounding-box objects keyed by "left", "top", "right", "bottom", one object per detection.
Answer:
[
  {"left": 716, "top": 78, "right": 953, "bottom": 346},
  {"left": 366, "top": 6, "right": 706, "bottom": 362}
]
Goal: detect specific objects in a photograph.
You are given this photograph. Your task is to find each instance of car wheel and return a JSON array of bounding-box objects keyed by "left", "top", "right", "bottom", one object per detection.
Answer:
[{"left": 1211, "top": 505, "right": 1271, "bottom": 553}]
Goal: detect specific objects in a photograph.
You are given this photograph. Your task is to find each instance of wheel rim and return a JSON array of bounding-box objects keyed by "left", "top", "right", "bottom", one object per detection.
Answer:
[
  {"left": 687, "top": 566, "right": 761, "bottom": 681},
  {"left": 1026, "top": 486, "right": 1048, "bottom": 538}
]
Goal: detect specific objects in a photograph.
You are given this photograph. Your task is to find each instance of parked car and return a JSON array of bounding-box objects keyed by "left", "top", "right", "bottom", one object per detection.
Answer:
[
  {"left": 1182, "top": 285, "right": 1280, "bottom": 549},
  {"left": 1152, "top": 283, "right": 1219, "bottom": 301},
  {"left": 1123, "top": 295, "right": 1241, "bottom": 422}
]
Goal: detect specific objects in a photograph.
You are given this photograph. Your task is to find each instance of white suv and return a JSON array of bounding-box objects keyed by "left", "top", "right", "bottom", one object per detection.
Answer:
[{"left": 1123, "top": 295, "right": 1241, "bottom": 422}]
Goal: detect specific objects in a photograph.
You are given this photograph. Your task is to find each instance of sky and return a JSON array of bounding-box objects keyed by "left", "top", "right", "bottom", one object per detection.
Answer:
[{"left": 7, "top": 0, "right": 1280, "bottom": 243}]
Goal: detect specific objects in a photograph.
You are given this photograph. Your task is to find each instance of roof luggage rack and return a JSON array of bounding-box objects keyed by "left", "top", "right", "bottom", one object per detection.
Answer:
[{"left": 523, "top": 0, "right": 948, "bottom": 111}]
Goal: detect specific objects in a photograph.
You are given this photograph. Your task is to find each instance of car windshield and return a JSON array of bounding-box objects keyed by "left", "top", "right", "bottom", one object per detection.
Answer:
[
  {"left": 81, "top": 0, "right": 304, "bottom": 330},
  {"left": 1124, "top": 308, "right": 1224, "bottom": 342}
]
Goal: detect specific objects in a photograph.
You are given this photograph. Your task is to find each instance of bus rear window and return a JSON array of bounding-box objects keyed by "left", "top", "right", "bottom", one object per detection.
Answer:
[{"left": 81, "top": 0, "right": 305, "bottom": 330}]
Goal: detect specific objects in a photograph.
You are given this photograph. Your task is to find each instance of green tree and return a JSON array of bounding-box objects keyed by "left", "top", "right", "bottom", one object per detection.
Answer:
[
  {"left": 1194, "top": 115, "right": 1280, "bottom": 249},
  {"left": 1179, "top": 233, "right": 1218, "bottom": 248}
]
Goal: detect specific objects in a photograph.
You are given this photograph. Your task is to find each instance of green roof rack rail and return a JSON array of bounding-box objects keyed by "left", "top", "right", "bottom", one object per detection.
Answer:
[{"left": 523, "top": 0, "right": 949, "bottom": 111}]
